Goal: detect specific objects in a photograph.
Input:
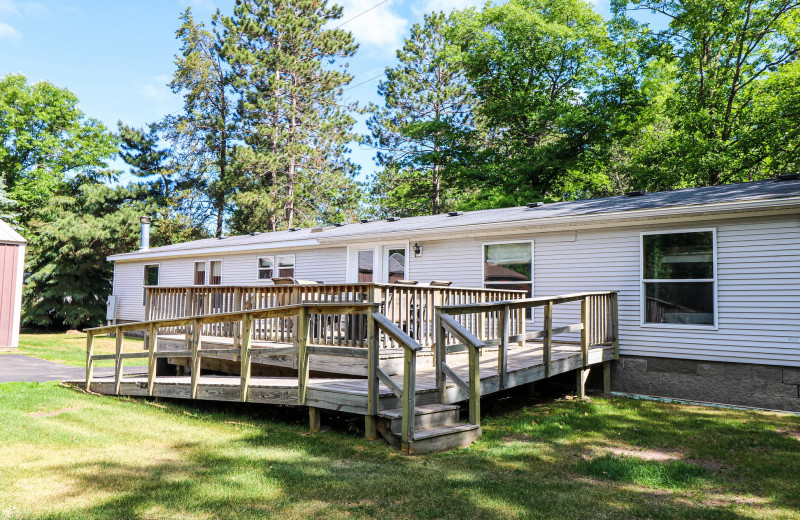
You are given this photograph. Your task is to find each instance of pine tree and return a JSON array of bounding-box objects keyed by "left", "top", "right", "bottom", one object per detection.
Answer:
[
  {"left": 219, "top": 0, "right": 361, "bottom": 232},
  {"left": 367, "top": 12, "right": 477, "bottom": 217},
  {"left": 163, "top": 8, "right": 237, "bottom": 237}
]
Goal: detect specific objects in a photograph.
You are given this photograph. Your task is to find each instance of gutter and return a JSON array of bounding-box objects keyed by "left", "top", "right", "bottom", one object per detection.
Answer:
[{"left": 108, "top": 238, "right": 321, "bottom": 262}]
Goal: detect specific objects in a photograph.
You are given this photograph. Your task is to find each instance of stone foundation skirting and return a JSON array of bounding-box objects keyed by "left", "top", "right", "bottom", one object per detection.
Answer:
[{"left": 611, "top": 356, "right": 800, "bottom": 412}]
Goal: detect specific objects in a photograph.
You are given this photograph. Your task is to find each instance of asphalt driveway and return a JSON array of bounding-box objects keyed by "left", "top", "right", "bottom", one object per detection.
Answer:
[{"left": 0, "top": 355, "right": 147, "bottom": 383}]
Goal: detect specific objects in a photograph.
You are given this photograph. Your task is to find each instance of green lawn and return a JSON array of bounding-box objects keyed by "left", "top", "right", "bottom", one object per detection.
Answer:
[
  {"left": 6, "top": 332, "right": 146, "bottom": 367},
  {"left": 1, "top": 382, "right": 798, "bottom": 519}
]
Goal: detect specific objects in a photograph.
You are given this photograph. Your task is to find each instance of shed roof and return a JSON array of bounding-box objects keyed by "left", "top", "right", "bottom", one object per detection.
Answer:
[
  {"left": 110, "top": 177, "right": 800, "bottom": 261},
  {"left": 0, "top": 218, "right": 25, "bottom": 245}
]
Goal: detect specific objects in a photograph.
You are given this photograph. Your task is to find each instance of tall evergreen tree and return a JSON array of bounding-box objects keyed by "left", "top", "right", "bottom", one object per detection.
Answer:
[
  {"left": 164, "top": 8, "right": 237, "bottom": 237},
  {"left": 219, "top": 0, "right": 361, "bottom": 232},
  {"left": 367, "top": 12, "right": 477, "bottom": 217}
]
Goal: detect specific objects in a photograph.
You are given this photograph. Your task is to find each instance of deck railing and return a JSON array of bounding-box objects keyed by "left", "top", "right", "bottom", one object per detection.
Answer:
[
  {"left": 434, "top": 291, "right": 619, "bottom": 426},
  {"left": 143, "top": 283, "right": 526, "bottom": 350},
  {"left": 86, "top": 301, "right": 423, "bottom": 453}
]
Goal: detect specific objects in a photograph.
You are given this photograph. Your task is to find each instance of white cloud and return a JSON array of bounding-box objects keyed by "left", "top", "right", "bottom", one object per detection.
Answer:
[
  {"left": 0, "top": 21, "right": 20, "bottom": 40},
  {"left": 0, "top": 0, "right": 18, "bottom": 15},
  {"left": 139, "top": 75, "right": 172, "bottom": 102},
  {"left": 335, "top": 0, "right": 408, "bottom": 53}
]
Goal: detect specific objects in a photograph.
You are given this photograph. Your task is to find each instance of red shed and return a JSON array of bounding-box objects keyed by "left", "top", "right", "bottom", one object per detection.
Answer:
[{"left": 0, "top": 218, "right": 25, "bottom": 349}]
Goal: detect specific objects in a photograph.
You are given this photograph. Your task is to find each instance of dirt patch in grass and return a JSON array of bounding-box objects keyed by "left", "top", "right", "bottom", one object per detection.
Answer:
[
  {"left": 777, "top": 428, "right": 800, "bottom": 442},
  {"left": 27, "top": 406, "right": 84, "bottom": 418},
  {"left": 604, "top": 446, "right": 685, "bottom": 462}
]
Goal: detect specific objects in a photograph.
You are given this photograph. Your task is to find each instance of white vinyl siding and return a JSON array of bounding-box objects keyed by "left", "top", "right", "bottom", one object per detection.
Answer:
[{"left": 110, "top": 216, "right": 800, "bottom": 367}]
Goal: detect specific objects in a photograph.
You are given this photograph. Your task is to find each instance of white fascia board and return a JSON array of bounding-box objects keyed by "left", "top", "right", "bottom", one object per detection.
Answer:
[
  {"left": 108, "top": 238, "right": 321, "bottom": 263},
  {"left": 317, "top": 197, "right": 800, "bottom": 244}
]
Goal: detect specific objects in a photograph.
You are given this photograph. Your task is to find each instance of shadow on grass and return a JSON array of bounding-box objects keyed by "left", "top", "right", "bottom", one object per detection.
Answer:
[{"left": 6, "top": 382, "right": 799, "bottom": 520}]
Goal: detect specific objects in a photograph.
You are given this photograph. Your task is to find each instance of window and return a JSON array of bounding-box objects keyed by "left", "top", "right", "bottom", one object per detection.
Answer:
[
  {"left": 483, "top": 242, "right": 533, "bottom": 317},
  {"left": 357, "top": 250, "right": 374, "bottom": 282},
  {"left": 143, "top": 264, "right": 159, "bottom": 306},
  {"left": 209, "top": 260, "right": 222, "bottom": 285},
  {"left": 194, "top": 261, "right": 206, "bottom": 285},
  {"left": 642, "top": 230, "right": 716, "bottom": 326},
  {"left": 277, "top": 255, "right": 295, "bottom": 278},
  {"left": 144, "top": 265, "right": 159, "bottom": 286},
  {"left": 386, "top": 248, "right": 405, "bottom": 283},
  {"left": 257, "top": 256, "right": 274, "bottom": 280}
]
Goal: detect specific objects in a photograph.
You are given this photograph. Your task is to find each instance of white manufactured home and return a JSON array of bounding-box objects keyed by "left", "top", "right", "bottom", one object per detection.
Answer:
[{"left": 107, "top": 178, "right": 800, "bottom": 414}]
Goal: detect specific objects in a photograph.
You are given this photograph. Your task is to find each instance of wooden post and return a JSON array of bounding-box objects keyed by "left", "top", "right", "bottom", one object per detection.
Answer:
[
  {"left": 577, "top": 367, "right": 590, "bottom": 399},
  {"left": 240, "top": 314, "right": 253, "bottom": 402},
  {"left": 147, "top": 323, "right": 158, "bottom": 397},
  {"left": 477, "top": 292, "right": 486, "bottom": 340},
  {"left": 603, "top": 361, "right": 611, "bottom": 394},
  {"left": 365, "top": 304, "right": 379, "bottom": 441},
  {"left": 309, "top": 407, "right": 321, "bottom": 433},
  {"left": 498, "top": 305, "right": 509, "bottom": 389},
  {"left": 233, "top": 287, "right": 242, "bottom": 349},
  {"left": 113, "top": 327, "right": 123, "bottom": 396},
  {"left": 580, "top": 297, "right": 589, "bottom": 367},
  {"left": 468, "top": 344, "right": 480, "bottom": 425},
  {"left": 184, "top": 288, "right": 194, "bottom": 351},
  {"left": 543, "top": 300, "right": 553, "bottom": 378},
  {"left": 401, "top": 347, "right": 417, "bottom": 453},
  {"left": 190, "top": 318, "right": 202, "bottom": 399},
  {"left": 295, "top": 306, "right": 310, "bottom": 405},
  {"left": 434, "top": 309, "right": 446, "bottom": 404},
  {"left": 85, "top": 332, "right": 94, "bottom": 391},
  {"left": 144, "top": 288, "right": 152, "bottom": 321},
  {"left": 432, "top": 290, "right": 443, "bottom": 362},
  {"left": 611, "top": 292, "right": 620, "bottom": 360}
]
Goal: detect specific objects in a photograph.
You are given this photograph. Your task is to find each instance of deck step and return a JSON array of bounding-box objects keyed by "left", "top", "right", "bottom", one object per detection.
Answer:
[
  {"left": 376, "top": 404, "right": 481, "bottom": 454},
  {"left": 378, "top": 404, "right": 460, "bottom": 434}
]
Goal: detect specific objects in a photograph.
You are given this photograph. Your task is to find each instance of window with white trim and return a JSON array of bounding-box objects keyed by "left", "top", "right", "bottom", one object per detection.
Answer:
[
  {"left": 641, "top": 230, "right": 716, "bottom": 326},
  {"left": 194, "top": 261, "right": 206, "bottom": 285},
  {"left": 257, "top": 256, "right": 274, "bottom": 280},
  {"left": 483, "top": 242, "right": 533, "bottom": 317},
  {"left": 276, "top": 255, "right": 295, "bottom": 278}
]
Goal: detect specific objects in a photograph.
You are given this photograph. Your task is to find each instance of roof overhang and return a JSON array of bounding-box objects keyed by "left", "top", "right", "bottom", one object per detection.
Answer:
[{"left": 108, "top": 196, "right": 800, "bottom": 263}]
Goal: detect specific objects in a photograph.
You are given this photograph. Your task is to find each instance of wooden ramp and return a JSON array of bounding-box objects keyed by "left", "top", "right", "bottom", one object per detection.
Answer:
[{"left": 78, "top": 292, "right": 619, "bottom": 454}]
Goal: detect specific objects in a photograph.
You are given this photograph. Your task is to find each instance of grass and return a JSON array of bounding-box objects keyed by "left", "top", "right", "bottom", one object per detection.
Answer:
[
  {"left": 1, "top": 382, "right": 799, "bottom": 520},
  {"left": 5, "top": 332, "right": 145, "bottom": 367}
]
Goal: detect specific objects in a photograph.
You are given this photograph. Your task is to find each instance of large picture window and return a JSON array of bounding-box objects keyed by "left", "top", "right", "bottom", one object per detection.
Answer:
[
  {"left": 483, "top": 242, "right": 533, "bottom": 317},
  {"left": 642, "top": 230, "right": 716, "bottom": 326}
]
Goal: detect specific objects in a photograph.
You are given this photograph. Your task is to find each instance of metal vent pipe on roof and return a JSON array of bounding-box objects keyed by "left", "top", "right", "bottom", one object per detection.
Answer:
[{"left": 139, "top": 216, "right": 151, "bottom": 251}]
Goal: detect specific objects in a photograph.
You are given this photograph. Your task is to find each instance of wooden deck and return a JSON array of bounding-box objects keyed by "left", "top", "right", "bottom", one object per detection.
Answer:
[
  {"left": 79, "top": 291, "right": 619, "bottom": 453},
  {"left": 84, "top": 342, "right": 614, "bottom": 415}
]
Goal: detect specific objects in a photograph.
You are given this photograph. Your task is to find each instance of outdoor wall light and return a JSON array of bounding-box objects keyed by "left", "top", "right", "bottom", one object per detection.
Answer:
[{"left": 413, "top": 243, "right": 423, "bottom": 257}]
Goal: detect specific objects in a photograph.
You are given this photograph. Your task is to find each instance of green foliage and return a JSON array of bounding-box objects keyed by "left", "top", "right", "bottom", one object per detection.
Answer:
[
  {"left": 0, "top": 176, "right": 15, "bottom": 222},
  {"left": 449, "top": 0, "right": 609, "bottom": 205},
  {"left": 367, "top": 12, "right": 478, "bottom": 216},
  {"left": 613, "top": 0, "right": 800, "bottom": 188},
  {"left": 219, "top": 0, "right": 362, "bottom": 232},
  {"left": 22, "top": 179, "right": 199, "bottom": 330},
  {"left": 0, "top": 74, "right": 118, "bottom": 227}
]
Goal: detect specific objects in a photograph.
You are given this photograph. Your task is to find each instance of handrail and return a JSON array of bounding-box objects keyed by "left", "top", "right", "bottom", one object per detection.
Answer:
[
  {"left": 436, "top": 291, "right": 618, "bottom": 315},
  {"left": 435, "top": 291, "right": 619, "bottom": 427},
  {"left": 370, "top": 311, "right": 420, "bottom": 454}
]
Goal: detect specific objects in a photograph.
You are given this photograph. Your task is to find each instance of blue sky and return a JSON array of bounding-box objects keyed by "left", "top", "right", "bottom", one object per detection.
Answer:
[{"left": 0, "top": 0, "right": 611, "bottom": 184}]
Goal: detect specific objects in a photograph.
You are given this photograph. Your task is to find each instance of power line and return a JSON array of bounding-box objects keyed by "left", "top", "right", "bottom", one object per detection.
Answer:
[
  {"left": 343, "top": 73, "right": 384, "bottom": 91},
  {"left": 334, "top": 0, "right": 392, "bottom": 29}
]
